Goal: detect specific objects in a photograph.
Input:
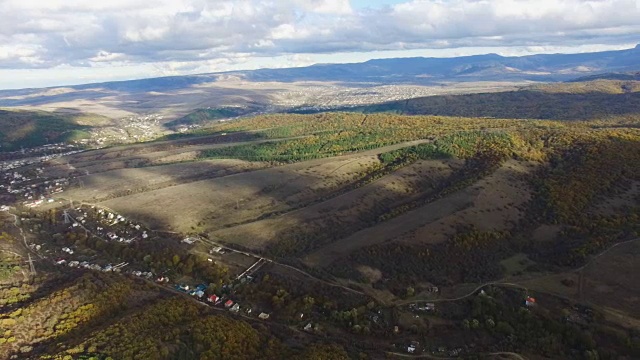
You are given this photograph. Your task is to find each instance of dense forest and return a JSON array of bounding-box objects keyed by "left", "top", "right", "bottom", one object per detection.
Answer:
[{"left": 0, "top": 269, "right": 354, "bottom": 360}]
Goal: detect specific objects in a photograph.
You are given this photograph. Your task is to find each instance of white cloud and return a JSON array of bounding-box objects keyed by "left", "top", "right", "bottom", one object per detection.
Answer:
[
  {"left": 294, "top": 0, "right": 353, "bottom": 14},
  {"left": 89, "top": 51, "right": 126, "bottom": 62},
  {"left": 0, "top": 0, "right": 637, "bottom": 79}
]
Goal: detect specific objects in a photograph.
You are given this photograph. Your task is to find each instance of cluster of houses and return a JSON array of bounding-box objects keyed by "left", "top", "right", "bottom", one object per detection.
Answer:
[
  {"left": 90, "top": 114, "right": 163, "bottom": 145},
  {"left": 131, "top": 269, "right": 153, "bottom": 278},
  {"left": 69, "top": 207, "right": 149, "bottom": 244},
  {"left": 0, "top": 143, "right": 81, "bottom": 170},
  {"left": 55, "top": 259, "right": 129, "bottom": 273},
  {"left": 123, "top": 114, "right": 163, "bottom": 141},
  {"left": 0, "top": 144, "right": 81, "bottom": 207},
  {"left": 0, "top": 166, "right": 69, "bottom": 207},
  {"left": 175, "top": 283, "right": 253, "bottom": 315}
]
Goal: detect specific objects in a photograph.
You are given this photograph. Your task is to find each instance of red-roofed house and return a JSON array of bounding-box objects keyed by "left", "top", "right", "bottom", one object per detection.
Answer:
[
  {"left": 525, "top": 297, "right": 536, "bottom": 307},
  {"left": 224, "top": 299, "right": 234, "bottom": 308},
  {"left": 208, "top": 295, "right": 219, "bottom": 303}
]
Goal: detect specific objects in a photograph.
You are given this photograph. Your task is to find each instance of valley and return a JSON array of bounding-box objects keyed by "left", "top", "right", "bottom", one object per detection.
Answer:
[
  {"left": 0, "top": 53, "right": 639, "bottom": 358},
  {"left": 2, "top": 0, "right": 640, "bottom": 357},
  {"left": 1, "top": 91, "right": 639, "bottom": 358}
]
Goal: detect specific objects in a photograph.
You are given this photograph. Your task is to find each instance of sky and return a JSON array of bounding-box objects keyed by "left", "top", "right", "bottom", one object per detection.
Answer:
[{"left": 0, "top": 0, "right": 639, "bottom": 89}]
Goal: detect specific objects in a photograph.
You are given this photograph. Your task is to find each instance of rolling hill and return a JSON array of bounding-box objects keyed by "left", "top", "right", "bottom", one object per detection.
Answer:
[
  {"left": 2, "top": 100, "right": 640, "bottom": 359},
  {"left": 1, "top": 46, "right": 640, "bottom": 360},
  {"left": 0, "top": 45, "right": 638, "bottom": 115},
  {"left": 0, "top": 109, "right": 103, "bottom": 151},
  {"left": 320, "top": 80, "right": 640, "bottom": 121}
]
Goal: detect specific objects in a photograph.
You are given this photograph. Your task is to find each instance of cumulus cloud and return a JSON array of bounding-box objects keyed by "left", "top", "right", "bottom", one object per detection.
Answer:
[{"left": 0, "top": 0, "right": 638, "bottom": 70}]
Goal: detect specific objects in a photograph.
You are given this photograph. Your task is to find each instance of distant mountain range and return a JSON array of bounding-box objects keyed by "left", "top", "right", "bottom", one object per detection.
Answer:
[
  {"left": 0, "top": 44, "right": 638, "bottom": 108},
  {"left": 241, "top": 44, "right": 640, "bottom": 83}
]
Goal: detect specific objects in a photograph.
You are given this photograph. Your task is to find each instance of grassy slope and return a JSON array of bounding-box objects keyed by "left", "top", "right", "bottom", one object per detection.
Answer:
[{"left": 155, "top": 112, "right": 640, "bottom": 282}]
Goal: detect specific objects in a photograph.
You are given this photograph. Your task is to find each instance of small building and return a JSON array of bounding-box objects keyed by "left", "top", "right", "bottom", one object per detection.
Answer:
[
  {"left": 525, "top": 296, "right": 536, "bottom": 307},
  {"left": 182, "top": 237, "right": 197, "bottom": 245},
  {"left": 304, "top": 323, "right": 313, "bottom": 332},
  {"left": 224, "top": 300, "right": 234, "bottom": 308},
  {"left": 258, "top": 313, "right": 270, "bottom": 320},
  {"left": 407, "top": 345, "right": 416, "bottom": 353},
  {"left": 194, "top": 290, "right": 205, "bottom": 298},
  {"left": 230, "top": 303, "right": 240, "bottom": 312},
  {"left": 208, "top": 295, "right": 219, "bottom": 303}
]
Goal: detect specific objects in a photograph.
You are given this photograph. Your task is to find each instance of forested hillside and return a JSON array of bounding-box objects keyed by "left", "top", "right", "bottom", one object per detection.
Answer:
[
  {"left": 0, "top": 263, "right": 350, "bottom": 360},
  {"left": 324, "top": 80, "right": 640, "bottom": 121},
  {"left": 0, "top": 109, "right": 99, "bottom": 151}
]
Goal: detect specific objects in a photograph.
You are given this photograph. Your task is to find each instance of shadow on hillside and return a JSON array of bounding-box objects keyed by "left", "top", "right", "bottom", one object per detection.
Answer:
[
  {"left": 0, "top": 109, "right": 92, "bottom": 152},
  {"left": 57, "top": 144, "right": 527, "bottom": 267},
  {"left": 340, "top": 91, "right": 640, "bottom": 121},
  {"left": 0, "top": 90, "right": 115, "bottom": 107}
]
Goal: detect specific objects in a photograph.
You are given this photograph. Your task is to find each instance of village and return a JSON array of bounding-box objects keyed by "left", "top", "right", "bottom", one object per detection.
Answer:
[
  {"left": 88, "top": 113, "right": 165, "bottom": 146},
  {"left": 0, "top": 143, "right": 82, "bottom": 211},
  {"left": 4, "top": 200, "right": 459, "bottom": 356},
  {"left": 2, "top": 188, "right": 559, "bottom": 358},
  {"left": 7, "top": 199, "right": 335, "bottom": 337},
  {"left": 0, "top": 142, "right": 575, "bottom": 359}
]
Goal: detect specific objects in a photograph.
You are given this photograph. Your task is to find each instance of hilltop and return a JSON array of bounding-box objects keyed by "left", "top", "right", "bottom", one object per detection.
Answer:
[{"left": 0, "top": 45, "right": 637, "bottom": 135}]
